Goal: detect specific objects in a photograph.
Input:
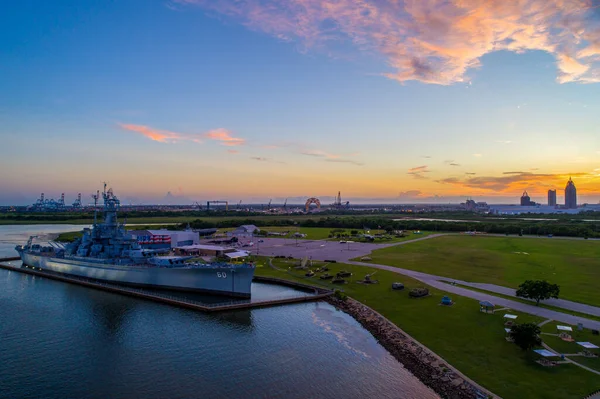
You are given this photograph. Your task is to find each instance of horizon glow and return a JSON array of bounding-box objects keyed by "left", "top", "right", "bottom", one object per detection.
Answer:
[{"left": 1, "top": 0, "right": 599, "bottom": 206}]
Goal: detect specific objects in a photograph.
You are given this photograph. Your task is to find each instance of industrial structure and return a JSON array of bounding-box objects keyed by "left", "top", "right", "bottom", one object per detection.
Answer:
[
  {"left": 548, "top": 189, "right": 557, "bottom": 207},
  {"left": 331, "top": 191, "right": 350, "bottom": 209},
  {"left": 565, "top": 178, "right": 577, "bottom": 209},
  {"left": 206, "top": 201, "right": 228, "bottom": 211}
]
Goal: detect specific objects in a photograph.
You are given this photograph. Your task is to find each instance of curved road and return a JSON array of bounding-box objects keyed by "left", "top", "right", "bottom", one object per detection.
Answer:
[{"left": 349, "top": 260, "right": 600, "bottom": 331}]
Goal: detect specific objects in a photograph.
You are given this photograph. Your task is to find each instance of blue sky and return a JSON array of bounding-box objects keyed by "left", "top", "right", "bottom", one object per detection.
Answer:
[{"left": 1, "top": 0, "right": 599, "bottom": 205}]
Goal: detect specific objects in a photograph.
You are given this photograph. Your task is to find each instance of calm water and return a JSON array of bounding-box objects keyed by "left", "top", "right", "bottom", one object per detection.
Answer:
[{"left": 0, "top": 225, "right": 438, "bottom": 399}]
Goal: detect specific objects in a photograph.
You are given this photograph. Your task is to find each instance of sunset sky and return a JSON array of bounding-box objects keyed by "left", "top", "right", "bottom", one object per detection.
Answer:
[{"left": 1, "top": 0, "right": 599, "bottom": 205}]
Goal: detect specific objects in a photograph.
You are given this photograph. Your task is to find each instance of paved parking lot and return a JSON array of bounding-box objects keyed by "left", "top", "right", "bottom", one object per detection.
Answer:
[{"left": 201, "top": 237, "right": 387, "bottom": 262}]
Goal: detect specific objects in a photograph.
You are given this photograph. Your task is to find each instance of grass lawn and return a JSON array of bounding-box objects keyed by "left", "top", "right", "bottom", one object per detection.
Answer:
[
  {"left": 367, "top": 235, "right": 600, "bottom": 306},
  {"left": 439, "top": 281, "right": 600, "bottom": 322},
  {"left": 539, "top": 323, "right": 600, "bottom": 372},
  {"left": 254, "top": 259, "right": 600, "bottom": 399}
]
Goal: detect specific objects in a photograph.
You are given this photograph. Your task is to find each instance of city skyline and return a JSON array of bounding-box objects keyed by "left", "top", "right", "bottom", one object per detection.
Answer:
[
  {"left": 1, "top": 1, "right": 599, "bottom": 205},
  {"left": 3, "top": 176, "right": 594, "bottom": 207}
]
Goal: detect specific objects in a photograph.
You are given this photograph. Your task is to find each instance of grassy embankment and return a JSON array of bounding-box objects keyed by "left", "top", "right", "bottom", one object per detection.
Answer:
[
  {"left": 367, "top": 235, "right": 600, "bottom": 306},
  {"left": 254, "top": 258, "right": 600, "bottom": 399}
]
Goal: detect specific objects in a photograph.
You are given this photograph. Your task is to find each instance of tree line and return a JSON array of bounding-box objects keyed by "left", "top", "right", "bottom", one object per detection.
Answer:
[{"left": 184, "top": 216, "right": 600, "bottom": 238}]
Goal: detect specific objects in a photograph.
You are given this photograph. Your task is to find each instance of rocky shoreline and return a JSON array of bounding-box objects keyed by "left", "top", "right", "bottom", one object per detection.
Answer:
[{"left": 326, "top": 296, "right": 497, "bottom": 399}]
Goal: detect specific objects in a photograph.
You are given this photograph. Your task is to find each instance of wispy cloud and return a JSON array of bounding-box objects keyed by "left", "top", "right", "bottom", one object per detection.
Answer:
[
  {"left": 421, "top": 155, "right": 432, "bottom": 159},
  {"left": 473, "top": 153, "right": 483, "bottom": 158},
  {"left": 444, "top": 160, "right": 460, "bottom": 166},
  {"left": 301, "top": 149, "right": 363, "bottom": 165},
  {"left": 325, "top": 159, "right": 364, "bottom": 166},
  {"left": 119, "top": 124, "right": 245, "bottom": 146},
  {"left": 175, "top": 0, "right": 600, "bottom": 85},
  {"left": 250, "top": 156, "right": 268, "bottom": 161},
  {"left": 227, "top": 149, "right": 239, "bottom": 154},
  {"left": 204, "top": 128, "right": 245, "bottom": 146},
  {"left": 119, "top": 123, "right": 203, "bottom": 143},
  {"left": 408, "top": 165, "right": 429, "bottom": 173},
  {"left": 496, "top": 140, "right": 514, "bottom": 144},
  {"left": 465, "top": 172, "right": 476, "bottom": 175},
  {"left": 408, "top": 165, "right": 431, "bottom": 180},
  {"left": 301, "top": 150, "right": 340, "bottom": 159}
]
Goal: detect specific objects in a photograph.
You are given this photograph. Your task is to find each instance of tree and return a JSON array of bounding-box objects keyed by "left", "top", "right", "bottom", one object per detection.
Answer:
[
  {"left": 509, "top": 323, "right": 542, "bottom": 351},
  {"left": 516, "top": 280, "right": 560, "bottom": 306}
]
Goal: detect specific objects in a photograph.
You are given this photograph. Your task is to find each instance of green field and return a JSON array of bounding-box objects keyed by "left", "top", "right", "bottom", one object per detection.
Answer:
[
  {"left": 367, "top": 235, "right": 600, "bottom": 306},
  {"left": 254, "top": 259, "right": 600, "bottom": 399}
]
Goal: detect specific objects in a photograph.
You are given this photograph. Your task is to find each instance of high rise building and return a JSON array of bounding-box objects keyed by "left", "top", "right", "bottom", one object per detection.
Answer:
[
  {"left": 520, "top": 191, "right": 535, "bottom": 206},
  {"left": 548, "top": 189, "right": 557, "bottom": 206},
  {"left": 565, "top": 178, "right": 577, "bottom": 209}
]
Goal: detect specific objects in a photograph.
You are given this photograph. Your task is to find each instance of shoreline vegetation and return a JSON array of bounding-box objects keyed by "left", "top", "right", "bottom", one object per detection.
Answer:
[{"left": 1, "top": 210, "right": 599, "bottom": 238}]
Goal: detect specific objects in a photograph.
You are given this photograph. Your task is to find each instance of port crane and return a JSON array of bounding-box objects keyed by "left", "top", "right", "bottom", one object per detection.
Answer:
[{"left": 206, "top": 201, "right": 228, "bottom": 211}]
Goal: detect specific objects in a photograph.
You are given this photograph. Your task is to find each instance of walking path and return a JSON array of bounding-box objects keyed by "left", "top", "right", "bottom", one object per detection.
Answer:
[
  {"left": 347, "top": 260, "right": 600, "bottom": 330},
  {"left": 540, "top": 342, "right": 600, "bottom": 376}
]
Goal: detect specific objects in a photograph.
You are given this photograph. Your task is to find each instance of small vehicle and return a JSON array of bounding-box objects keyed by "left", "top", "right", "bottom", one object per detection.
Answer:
[
  {"left": 319, "top": 273, "right": 333, "bottom": 280},
  {"left": 339, "top": 240, "right": 346, "bottom": 244}
]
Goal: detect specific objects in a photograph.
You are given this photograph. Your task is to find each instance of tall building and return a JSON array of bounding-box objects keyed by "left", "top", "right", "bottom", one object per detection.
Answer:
[
  {"left": 565, "top": 178, "right": 577, "bottom": 209},
  {"left": 548, "top": 189, "right": 557, "bottom": 206},
  {"left": 520, "top": 191, "right": 535, "bottom": 206}
]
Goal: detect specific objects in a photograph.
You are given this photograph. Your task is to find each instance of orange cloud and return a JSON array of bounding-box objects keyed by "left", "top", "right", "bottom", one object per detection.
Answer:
[
  {"left": 204, "top": 128, "right": 246, "bottom": 146},
  {"left": 175, "top": 0, "right": 600, "bottom": 84},
  {"left": 437, "top": 171, "right": 598, "bottom": 194},
  {"left": 119, "top": 124, "right": 190, "bottom": 143},
  {"left": 407, "top": 165, "right": 431, "bottom": 179},
  {"left": 119, "top": 124, "right": 246, "bottom": 146}
]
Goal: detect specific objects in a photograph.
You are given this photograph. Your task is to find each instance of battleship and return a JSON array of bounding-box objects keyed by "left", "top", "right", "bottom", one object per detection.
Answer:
[{"left": 15, "top": 185, "right": 255, "bottom": 297}]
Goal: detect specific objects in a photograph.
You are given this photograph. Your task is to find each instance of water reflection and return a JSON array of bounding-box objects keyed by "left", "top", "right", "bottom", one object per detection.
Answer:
[{"left": 0, "top": 224, "right": 439, "bottom": 399}]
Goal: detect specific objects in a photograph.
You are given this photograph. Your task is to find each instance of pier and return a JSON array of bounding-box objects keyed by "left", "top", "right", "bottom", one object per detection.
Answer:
[{"left": 0, "top": 258, "right": 331, "bottom": 313}]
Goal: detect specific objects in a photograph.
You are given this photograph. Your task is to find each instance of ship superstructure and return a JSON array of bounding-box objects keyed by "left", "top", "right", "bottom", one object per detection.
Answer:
[{"left": 16, "top": 185, "right": 254, "bottom": 297}]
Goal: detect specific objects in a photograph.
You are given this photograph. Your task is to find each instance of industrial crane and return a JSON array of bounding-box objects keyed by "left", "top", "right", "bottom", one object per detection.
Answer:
[
  {"left": 206, "top": 201, "right": 228, "bottom": 211},
  {"left": 237, "top": 200, "right": 242, "bottom": 209},
  {"left": 283, "top": 198, "right": 288, "bottom": 210}
]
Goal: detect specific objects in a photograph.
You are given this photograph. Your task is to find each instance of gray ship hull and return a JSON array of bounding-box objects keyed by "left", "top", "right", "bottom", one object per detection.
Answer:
[{"left": 20, "top": 252, "right": 254, "bottom": 298}]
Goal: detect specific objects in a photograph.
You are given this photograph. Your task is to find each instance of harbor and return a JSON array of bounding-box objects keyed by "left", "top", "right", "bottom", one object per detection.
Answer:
[{"left": 0, "top": 257, "right": 331, "bottom": 312}]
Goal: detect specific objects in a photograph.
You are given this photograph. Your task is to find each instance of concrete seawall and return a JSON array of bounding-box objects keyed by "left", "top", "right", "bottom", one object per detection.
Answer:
[
  {"left": 326, "top": 296, "right": 498, "bottom": 399},
  {"left": 0, "top": 258, "right": 331, "bottom": 312}
]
